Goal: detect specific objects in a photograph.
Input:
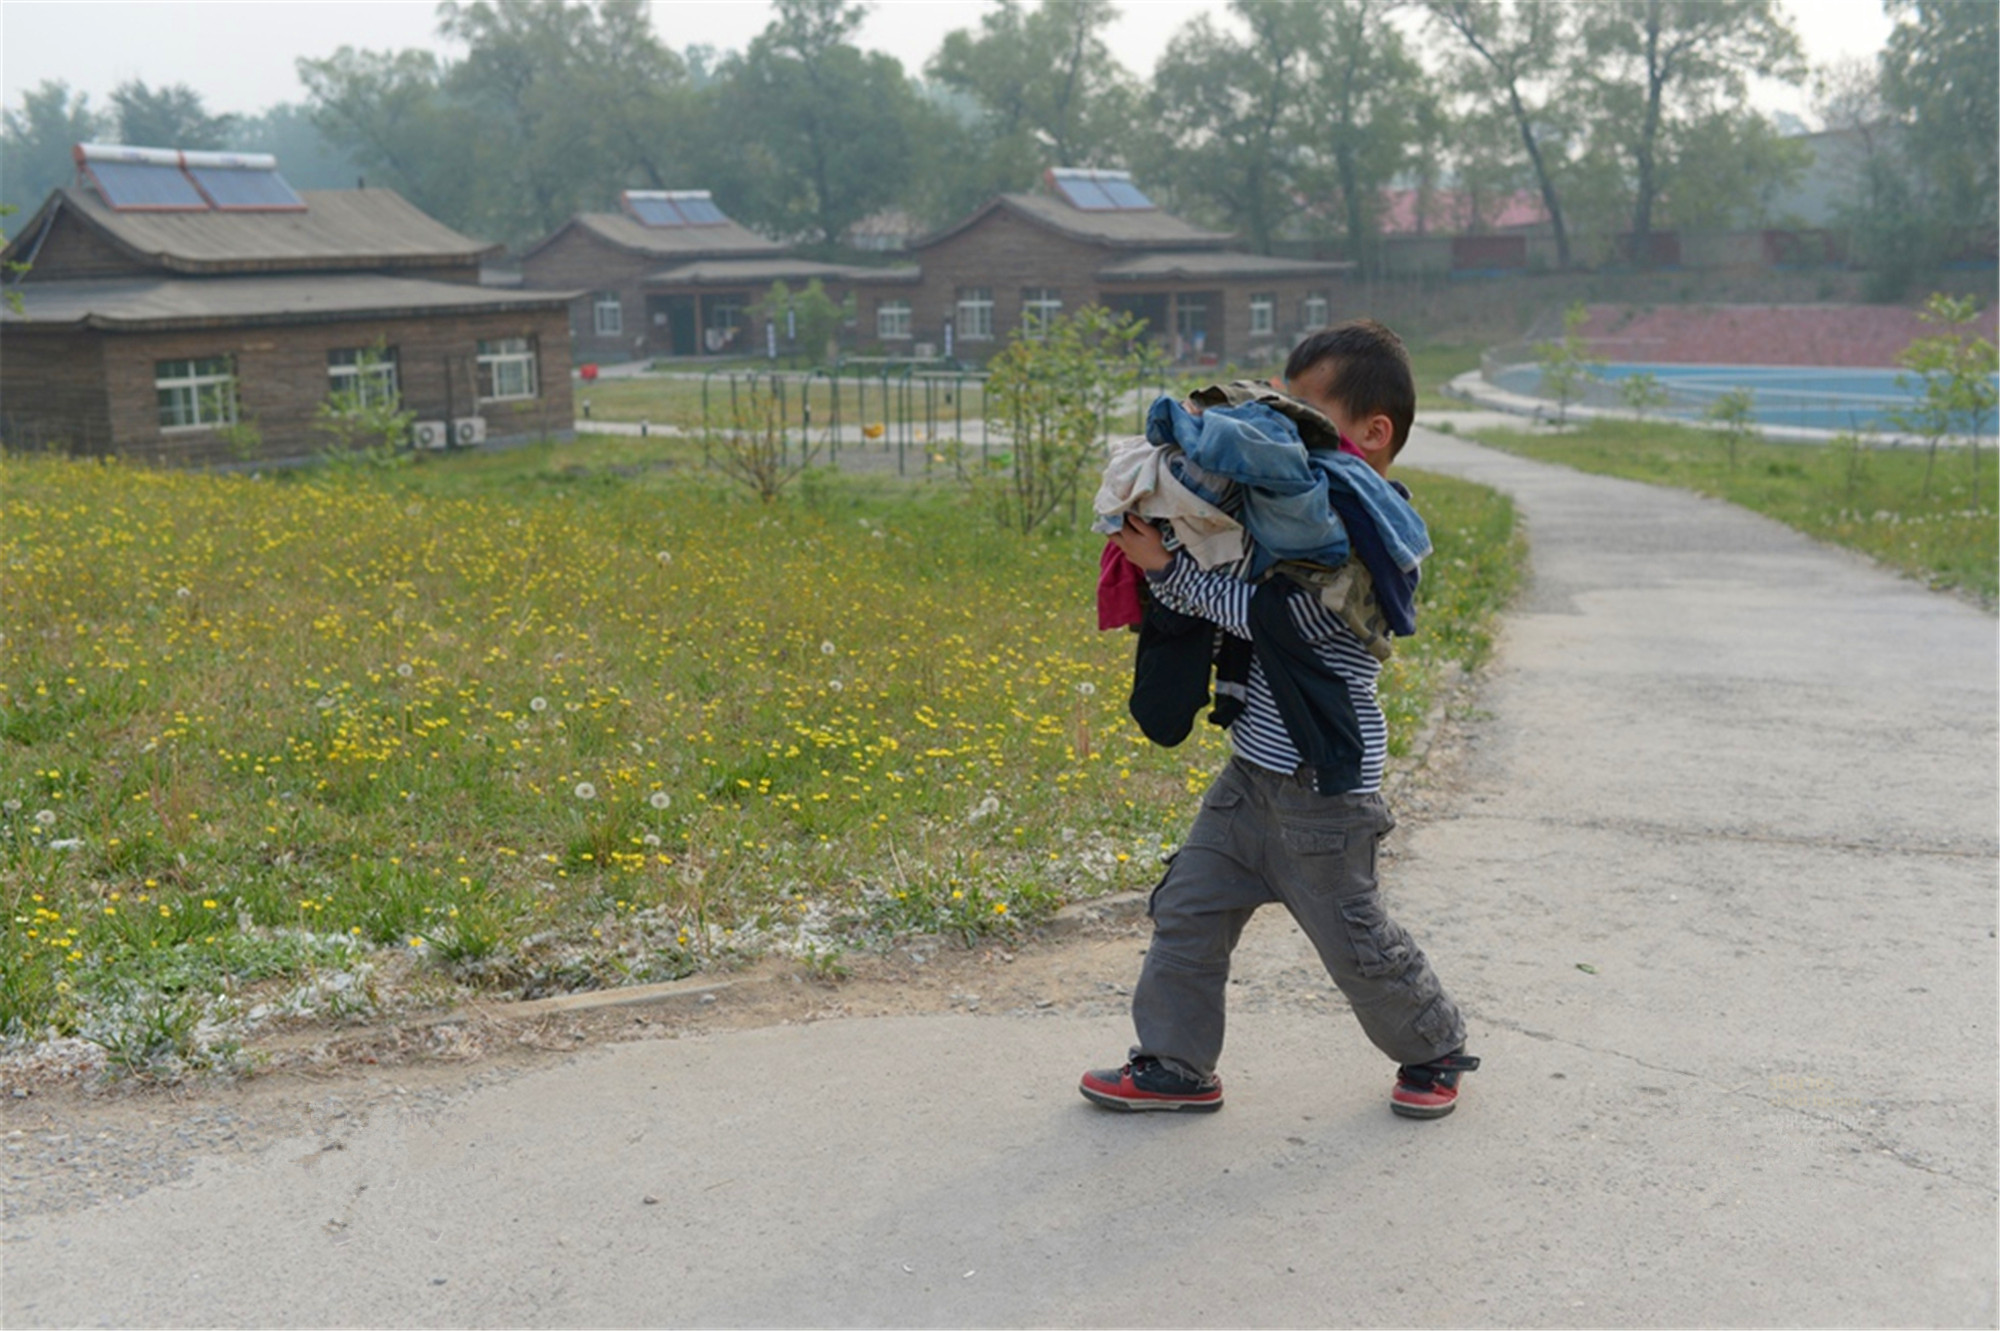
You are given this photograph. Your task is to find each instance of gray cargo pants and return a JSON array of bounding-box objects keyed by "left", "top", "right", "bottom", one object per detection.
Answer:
[{"left": 1133, "top": 757, "right": 1466, "bottom": 1079}]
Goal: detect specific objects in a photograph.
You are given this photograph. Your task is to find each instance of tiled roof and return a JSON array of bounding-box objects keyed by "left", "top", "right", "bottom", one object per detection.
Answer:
[
  {"left": 2, "top": 273, "right": 575, "bottom": 330},
  {"left": 1098, "top": 252, "right": 1353, "bottom": 281},
  {"left": 645, "top": 259, "right": 919, "bottom": 286},
  {"left": 536, "top": 212, "right": 784, "bottom": 262},
  {"left": 916, "top": 193, "right": 1235, "bottom": 251},
  {"left": 4, "top": 186, "right": 498, "bottom": 274}
]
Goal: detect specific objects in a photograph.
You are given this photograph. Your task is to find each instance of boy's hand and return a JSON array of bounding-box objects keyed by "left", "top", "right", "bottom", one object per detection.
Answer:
[{"left": 1109, "top": 515, "right": 1172, "bottom": 573}]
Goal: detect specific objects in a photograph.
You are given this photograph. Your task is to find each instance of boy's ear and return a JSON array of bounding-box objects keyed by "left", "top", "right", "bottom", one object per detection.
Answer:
[{"left": 1351, "top": 411, "right": 1395, "bottom": 456}]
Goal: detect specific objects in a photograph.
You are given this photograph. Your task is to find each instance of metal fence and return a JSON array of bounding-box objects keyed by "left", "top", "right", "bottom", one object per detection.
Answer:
[{"left": 692, "top": 367, "right": 1175, "bottom": 475}]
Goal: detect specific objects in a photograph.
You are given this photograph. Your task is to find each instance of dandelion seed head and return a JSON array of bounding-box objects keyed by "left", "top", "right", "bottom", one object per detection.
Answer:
[
  {"left": 530, "top": 696, "right": 549, "bottom": 712},
  {"left": 656, "top": 550, "right": 673, "bottom": 564},
  {"left": 828, "top": 678, "right": 844, "bottom": 692},
  {"left": 2, "top": 799, "right": 19, "bottom": 814},
  {"left": 574, "top": 782, "right": 597, "bottom": 801},
  {"left": 1077, "top": 681, "right": 1097, "bottom": 697},
  {"left": 175, "top": 587, "right": 191, "bottom": 599},
  {"left": 396, "top": 663, "right": 413, "bottom": 677},
  {"left": 649, "top": 791, "right": 672, "bottom": 810},
  {"left": 820, "top": 640, "right": 836, "bottom": 656},
  {"left": 642, "top": 833, "right": 661, "bottom": 848},
  {"left": 314, "top": 696, "right": 335, "bottom": 711},
  {"left": 33, "top": 809, "right": 56, "bottom": 827}
]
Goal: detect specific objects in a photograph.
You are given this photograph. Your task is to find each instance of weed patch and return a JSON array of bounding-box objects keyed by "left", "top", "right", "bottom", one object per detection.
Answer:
[{"left": 1, "top": 445, "right": 1518, "bottom": 1074}]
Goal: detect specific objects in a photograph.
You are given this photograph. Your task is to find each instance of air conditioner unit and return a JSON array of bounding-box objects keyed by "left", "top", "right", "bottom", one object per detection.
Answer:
[
  {"left": 452, "top": 416, "right": 487, "bottom": 446},
  {"left": 411, "top": 420, "right": 448, "bottom": 450}
]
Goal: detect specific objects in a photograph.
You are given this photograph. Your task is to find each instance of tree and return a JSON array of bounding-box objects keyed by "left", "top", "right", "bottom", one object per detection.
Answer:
[
  {"left": 1880, "top": 0, "right": 1999, "bottom": 243},
  {"left": 982, "top": 306, "right": 1161, "bottom": 534},
  {"left": 110, "top": 80, "right": 236, "bottom": 149},
  {"left": 299, "top": 47, "right": 484, "bottom": 232},
  {"left": 1139, "top": 1, "right": 1424, "bottom": 258},
  {"left": 1579, "top": 0, "right": 1804, "bottom": 261},
  {"left": 1891, "top": 293, "right": 1999, "bottom": 496},
  {"left": 1427, "top": 0, "right": 1581, "bottom": 267},
  {"left": 1655, "top": 109, "right": 1810, "bottom": 230},
  {"left": 1534, "top": 302, "right": 1602, "bottom": 426},
  {"left": 436, "top": 0, "right": 692, "bottom": 243},
  {"left": 233, "top": 103, "right": 362, "bottom": 191},
  {"left": 710, "top": 0, "right": 923, "bottom": 248},
  {"left": 1298, "top": 0, "right": 1429, "bottom": 266},
  {"left": 1139, "top": 2, "right": 1324, "bottom": 254},
  {"left": 301, "top": 1, "right": 696, "bottom": 248},
  {"left": 927, "top": 0, "right": 1135, "bottom": 171},
  {"left": 0, "top": 81, "right": 106, "bottom": 226},
  {"left": 1705, "top": 386, "right": 1757, "bottom": 469}
]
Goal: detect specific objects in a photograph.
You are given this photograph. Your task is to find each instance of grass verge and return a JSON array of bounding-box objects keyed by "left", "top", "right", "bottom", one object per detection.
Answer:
[
  {"left": 1471, "top": 419, "right": 1997, "bottom": 607},
  {"left": 1, "top": 438, "right": 1520, "bottom": 1078}
]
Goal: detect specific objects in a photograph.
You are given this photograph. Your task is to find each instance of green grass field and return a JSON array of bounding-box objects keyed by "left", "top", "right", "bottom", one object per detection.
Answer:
[
  {"left": 1470, "top": 418, "right": 1997, "bottom": 606},
  {"left": 0, "top": 437, "right": 1521, "bottom": 1076}
]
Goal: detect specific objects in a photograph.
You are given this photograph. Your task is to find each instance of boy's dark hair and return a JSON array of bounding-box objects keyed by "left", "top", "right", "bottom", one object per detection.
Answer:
[{"left": 1285, "top": 318, "right": 1416, "bottom": 456}]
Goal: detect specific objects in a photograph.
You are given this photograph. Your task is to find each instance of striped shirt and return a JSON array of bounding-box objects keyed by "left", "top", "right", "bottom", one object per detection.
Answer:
[{"left": 1150, "top": 553, "right": 1388, "bottom": 794}]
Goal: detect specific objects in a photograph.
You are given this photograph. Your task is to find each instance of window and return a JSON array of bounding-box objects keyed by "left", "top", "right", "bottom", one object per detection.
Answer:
[
  {"left": 1302, "top": 292, "right": 1329, "bottom": 329},
  {"left": 593, "top": 291, "right": 622, "bottom": 337},
  {"left": 1249, "top": 293, "right": 1275, "bottom": 337},
  {"left": 1022, "top": 287, "right": 1062, "bottom": 338},
  {"left": 327, "top": 346, "right": 400, "bottom": 410},
  {"left": 155, "top": 355, "right": 238, "bottom": 431},
  {"left": 956, "top": 287, "right": 994, "bottom": 341},
  {"left": 877, "top": 300, "right": 912, "bottom": 340},
  {"left": 477, "top": 336, "right": 539, "bottom": 401}
]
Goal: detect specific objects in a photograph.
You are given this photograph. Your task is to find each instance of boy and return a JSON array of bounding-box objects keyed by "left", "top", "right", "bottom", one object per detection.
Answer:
[{"left": 1083, "top": 319, "right": 1478, "bottom": 1119}]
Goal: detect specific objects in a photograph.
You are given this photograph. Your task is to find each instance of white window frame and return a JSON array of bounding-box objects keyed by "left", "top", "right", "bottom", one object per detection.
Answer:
[
  {"left": 1249, "top": 293, "right": 1275, "bottom": 337},
  {"left": 477, "top": 336, "right": 540, "bottom": 402},
  {"left": 876, "top": 299, "right": 912, "bottom": 340},
  {"left": 1301, "top": 293, "right": 1330, "bottom": 330},
  {"left": 592, "top": 291, "right": 623, "bottom": 337},
  {"left": 1022, "top": 287, "right": 1062, "bottom": 339},
  {"left": 327, "top": 346, "right": 400, "bottom": 410},
  {"left": 956, "top": 287, "right": 994, "bottom": 341},
  {"left": 156, "top": 355, "right": 238, "bottom": 432}
]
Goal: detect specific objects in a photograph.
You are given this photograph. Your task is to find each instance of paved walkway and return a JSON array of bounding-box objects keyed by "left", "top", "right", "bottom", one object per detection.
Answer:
[{"left": 4, "top": 432, "right": 1994, "bottom": 1328}]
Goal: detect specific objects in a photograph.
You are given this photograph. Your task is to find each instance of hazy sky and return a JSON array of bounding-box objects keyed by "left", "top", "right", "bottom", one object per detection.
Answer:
[{"left": 3, "top": 0, "right": 1894, "bottom": 125}]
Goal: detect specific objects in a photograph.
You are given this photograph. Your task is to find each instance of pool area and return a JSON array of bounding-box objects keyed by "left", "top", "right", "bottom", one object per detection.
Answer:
[{"left": 1487, "top": 360, "right": 1998, "bottom": 435}]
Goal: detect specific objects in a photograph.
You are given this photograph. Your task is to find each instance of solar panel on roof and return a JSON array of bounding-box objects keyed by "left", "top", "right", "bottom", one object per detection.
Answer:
[
  {"left": 187, "top": 163, "right": 305, "bottom": 210},
  {"left": 1055, "top": 175, "right": 1116, "bottom": 210},
  {"left": 1100, "top": 177, "right": 1153, "bottom": 209},
  {"left": 625, "top": 192, "right": 687, "bottom": 226},
  {"left": 674, "top": 195, "right": 726, "bottom": 225},
  {"left": 85, "top": 158, "right": 209, "bottom": 210}
]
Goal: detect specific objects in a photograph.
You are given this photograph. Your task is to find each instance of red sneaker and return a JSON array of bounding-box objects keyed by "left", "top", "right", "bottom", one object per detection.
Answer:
[
  {"left": 1391, "top": 1050, "right": 1480, "bottom": 1119},
  {"left": 1079, "top": 1056, "right": 1223, "bottom": 1112}
]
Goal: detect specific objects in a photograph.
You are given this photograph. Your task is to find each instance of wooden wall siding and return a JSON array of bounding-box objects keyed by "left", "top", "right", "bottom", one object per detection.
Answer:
[
  {"left": 8, "top": 307, "right": 574, "bottom": 467},
  {"left": 899, "top": 210, "right": 1110, "bottom": 358},
  {"left": 869, "top": 208, "right": 1348, "bottom": 365},
  {"left": 15, "top": 211, "right": 149, "bottom": 281},
  {"left": 520, "top": 228, "right": 655, "bottom": 363},
  {"left": 0, "top": 331, "right": 113, "bottom": 452}
]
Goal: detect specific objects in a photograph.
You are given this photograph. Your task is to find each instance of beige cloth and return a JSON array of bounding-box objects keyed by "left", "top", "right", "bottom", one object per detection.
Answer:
[{"left": 1093, "top": 433, "right": 1247, "bottom": 570}]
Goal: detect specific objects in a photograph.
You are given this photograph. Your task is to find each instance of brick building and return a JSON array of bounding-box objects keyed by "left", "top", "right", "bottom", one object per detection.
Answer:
[
  {"left": 0, "top": 145, "right": 575, "bottom": 465},
  {"left": 519, "top": 191, "right": 916, "bottom": 363},
  {"left": 850, "top": 170, "right": 1355, "bottom": 365}
]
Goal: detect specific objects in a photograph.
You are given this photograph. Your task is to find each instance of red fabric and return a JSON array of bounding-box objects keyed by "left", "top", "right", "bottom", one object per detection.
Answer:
[{"left": 1098, "top": 540, "right": 1144, "bottom": 631}]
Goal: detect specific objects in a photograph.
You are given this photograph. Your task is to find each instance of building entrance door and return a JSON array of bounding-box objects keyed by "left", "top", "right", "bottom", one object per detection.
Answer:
[{"left": 648, "top": 296, "right": 699, "bottom": 357}]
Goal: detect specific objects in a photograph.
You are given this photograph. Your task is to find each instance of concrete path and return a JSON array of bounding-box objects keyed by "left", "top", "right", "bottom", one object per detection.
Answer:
[{"left": 4, "top": 432, "right": 1994, "bottom": 1328}]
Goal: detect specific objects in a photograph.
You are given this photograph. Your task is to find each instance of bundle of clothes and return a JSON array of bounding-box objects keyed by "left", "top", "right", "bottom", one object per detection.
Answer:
[{"left": 1093, "top": 380, "right": 1430, "bottom": 754}]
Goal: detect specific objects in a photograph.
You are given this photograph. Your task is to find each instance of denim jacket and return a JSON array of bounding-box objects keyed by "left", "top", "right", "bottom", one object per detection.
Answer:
[{"left": 1143, "top": 391, "right": 1431, "bottom": 577}]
